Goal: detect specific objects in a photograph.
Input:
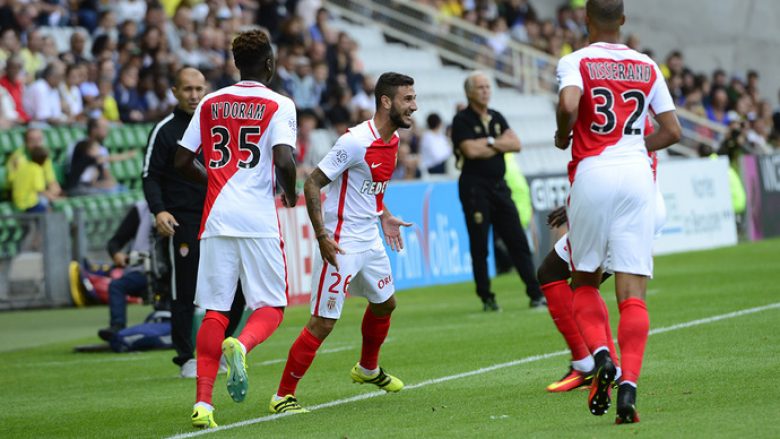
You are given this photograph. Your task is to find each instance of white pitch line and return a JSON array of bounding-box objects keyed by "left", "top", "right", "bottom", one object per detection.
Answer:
[{"left": 166, "top": 301, "right": 780, "bottom": 439}]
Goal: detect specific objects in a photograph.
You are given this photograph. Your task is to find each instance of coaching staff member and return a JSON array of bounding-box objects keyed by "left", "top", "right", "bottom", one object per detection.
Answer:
[
  {"left": 451, "top": 70, "right": 545, "bottom": 311},
  {"left": 142, "top": 67, "right": 245, "bottom": 378}
]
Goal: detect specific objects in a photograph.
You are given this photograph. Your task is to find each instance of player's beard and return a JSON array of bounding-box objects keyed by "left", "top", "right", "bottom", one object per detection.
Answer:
[{"left": 389, "top": 105, "right": 411, "bottom": 129}]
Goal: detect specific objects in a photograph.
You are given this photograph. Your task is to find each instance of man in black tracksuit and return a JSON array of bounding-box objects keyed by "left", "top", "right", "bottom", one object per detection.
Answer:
[
  {"left": 142, "top": 67, "right": 244, "bottom": 377},
  {"left": 451, "top": 71, "right": 545, "bottom": 311}
]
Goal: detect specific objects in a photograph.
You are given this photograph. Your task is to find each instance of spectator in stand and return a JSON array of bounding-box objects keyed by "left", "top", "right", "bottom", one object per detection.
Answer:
[
  {"left": 6, "top": 128, "right": 63, "bottom": 203},
  {"left": 298, "top": 110, "right": 335, "bottom": 177},
  {"left": 351, "top": 74, "right": 374, "bottom": 114},
  {"left": 65, "top": 139, "right": 121, "bottom": 196},
  {"left": 93, "top": 10, "right": 119, "bottom": 42},
  {"left": 0, "top": 28, "right": 21, "bottom": 63},
  {"left": 419, "top": 113, "right": 452, "bottom": 175},
  {"left": 114, "top": 0, "right": 147, "bottom": 25},
  {"left": 289, "top": 56, "right": 320, "bottom": 111},
  {"left": 66, "top": 116, "right": 135, "bottom": 179},
  {"left": 12, "top": 145, "right": 61, "bottom": 212},
  {"left": 115, "top": 64, "right": 147, "bottom": 123},
  {"left": 309, "top": 7, "right": 334, "bottom": 44},
  {"left": 705, "top": 87, "right": 732, "bottom": 126},
  {"left": 60, "top": 62, "right": 86, "bottom": 123},
  {"left": 60, "top": 29, "right": 89, "bottom": 65},
  {"left": 20, "top": 28, "right": 46, "bottom": 81},
  {"left": 0, "top": 56, "right": 29, "bottom": 123},
  {"left": 392, "top": 139, "right": 421, "bottom": 180},
  {"left": 24, "top": 59, "right": 69, "bottom": 125},
  {"left": 97, "top": 76, "right": 120, "bottom": 122},
  {"left": 660, "top": 50, "right": 684, "bottom": 81},
  {"left": 143, "top": 69, "right": 177, "bottom": 121}
]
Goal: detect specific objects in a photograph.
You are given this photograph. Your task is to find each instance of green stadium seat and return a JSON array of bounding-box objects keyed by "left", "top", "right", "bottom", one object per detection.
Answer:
[{"left": 8, "top": 129, "right": 25, "bottom": 151}]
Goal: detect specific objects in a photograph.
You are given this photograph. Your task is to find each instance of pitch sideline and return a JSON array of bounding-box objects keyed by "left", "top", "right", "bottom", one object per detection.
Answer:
[{"left": 167, "top": 302, "right": 780, "bottom": 439}]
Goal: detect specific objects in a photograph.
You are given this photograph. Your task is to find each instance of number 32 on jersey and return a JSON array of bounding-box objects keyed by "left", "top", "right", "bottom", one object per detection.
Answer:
[{"left": 590, "top": 87, "right": 646, "bottom": 136}]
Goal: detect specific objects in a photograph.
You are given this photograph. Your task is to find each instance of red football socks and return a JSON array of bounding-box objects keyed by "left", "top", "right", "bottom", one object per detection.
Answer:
[
  {"left": 572, "top": 285, "right": 609, "bottom": 353},
  {"left": 599, "top": 295, "right": 620, "bottom": 366},
  {"left": 196, "top": 311, "right": 229, "bottom": 405},
  {"left": 237, "top": 307, "right": 284, "bottom": 353},
  {"left": 618, "top": 297, "right": 649, "bottom": 384},
  {"left": 277, "top": 328, "right": 323, "bottom": 397},
  {"left": 360, "top": 307, "right": 392, "bottom": 371},
  {"left": 542, "top": 281, "right": 590, "bottom": 361}
]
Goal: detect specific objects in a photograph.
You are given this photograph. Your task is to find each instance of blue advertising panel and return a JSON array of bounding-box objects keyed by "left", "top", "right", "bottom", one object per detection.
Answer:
[{"left": 381, "top": 180, "right": 495, "bottom": 290}]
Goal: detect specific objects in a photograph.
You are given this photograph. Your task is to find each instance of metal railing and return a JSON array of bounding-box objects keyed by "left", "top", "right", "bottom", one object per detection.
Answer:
[
  {"left": 325, "top": 0, "right": 559, "bottom": 94},
  {"left": 325, "top": 0, "right": 728, "bottom": 153}
]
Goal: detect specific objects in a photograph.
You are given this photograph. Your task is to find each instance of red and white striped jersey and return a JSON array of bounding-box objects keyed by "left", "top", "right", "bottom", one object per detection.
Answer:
[
  {"left": 556, "top": 42, "right": 675, "bottom": 181},
  {"left": 179, "top": 80, "right": 297, "bottom": 239},
  {"left": 318, "top": 119, "right": 399, "bottom": 252}
]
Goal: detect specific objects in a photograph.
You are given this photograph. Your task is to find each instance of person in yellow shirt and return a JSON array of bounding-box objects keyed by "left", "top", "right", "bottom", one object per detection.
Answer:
[
  {"left": 6, "top": 128, "right": 63, "bottom": 200},
  {"left": 11, "top": 145, "right": 60, "bottom": 212}
]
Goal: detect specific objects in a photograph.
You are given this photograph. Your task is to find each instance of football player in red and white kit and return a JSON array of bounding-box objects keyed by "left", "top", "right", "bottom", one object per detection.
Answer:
[
  {"left": 554, "top": 0, "right": 681, "bottom": 424},
  {"left": 542, "top": 120, "right": 664, "bottom": 394},
  {"left": 175, "top": 30, "right": 298, "bottom": 429},
  {"left": 269, "top": 72, "right": 416, "bottom": 414}
]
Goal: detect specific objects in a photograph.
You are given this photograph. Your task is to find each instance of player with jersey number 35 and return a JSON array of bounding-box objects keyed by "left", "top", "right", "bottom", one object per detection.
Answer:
[
  {"left": 268, "top": 72, "right": 417, "bottom": 415},
  {"left": 175, "top": 29, "right": 299, "bottom": 429},
  {"left": 554, "top": 0, "right": 681, "bottom": 426}
]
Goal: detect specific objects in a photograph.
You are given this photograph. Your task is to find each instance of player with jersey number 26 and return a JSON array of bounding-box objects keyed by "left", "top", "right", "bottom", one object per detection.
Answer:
[
  {"left": 175, "top": 29, "right": 298, "bottom": 429},
  {"left": 268, "top": 72, "right": 416, "bottom": 415},
  {"left": 554, "top": 0, "right": 681, "bottom": 426}
]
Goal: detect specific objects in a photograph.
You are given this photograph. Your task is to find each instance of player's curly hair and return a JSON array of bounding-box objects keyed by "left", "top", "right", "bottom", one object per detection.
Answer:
[{"left": 231, "top": 29, "right": 273, "bottom": 72}]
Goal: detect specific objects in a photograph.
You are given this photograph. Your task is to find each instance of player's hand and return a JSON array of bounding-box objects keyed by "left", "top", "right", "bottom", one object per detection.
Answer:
[
  {"left": 317, "top": 234, "right": 345, "bottom": 270},
  {"left": 547, "top": 206, "right": 568, "bottom": 228},
  {"left": 381, "top": 215, "right": 412, "bottom": 252},
  {"left": 281, "top": 192, "right": 297, "bottom": 208},
  {"left": 554, "top": 131, "right": 572, "bottom": 150},
  {"left": 112, "top": 252, "right": 128, "bottom": 268},
  {"left": 155, "top": 211, "right": 178, "bottom": 237}
]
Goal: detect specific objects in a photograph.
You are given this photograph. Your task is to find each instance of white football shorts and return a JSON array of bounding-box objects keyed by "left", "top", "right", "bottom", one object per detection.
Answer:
[
  {"left": 566, "top": 157, "right": 655, "bottom": 276},
  {"left": 195, "top": 236, "right": 288, "bottom": 311},
  {"left": 310, "top": 242, "right": 394, "bottom": 319},
  {"left": 555, "top": 181, "right": 667, "bottom": 274}
]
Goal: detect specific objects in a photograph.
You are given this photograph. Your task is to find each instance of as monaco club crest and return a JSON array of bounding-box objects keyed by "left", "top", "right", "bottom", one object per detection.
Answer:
[
  {"left": 326, "top": 296, "right": 336, "bottom": 311},
  {"left": 179, "top": 243, "right": 189, "bottom": 258}
]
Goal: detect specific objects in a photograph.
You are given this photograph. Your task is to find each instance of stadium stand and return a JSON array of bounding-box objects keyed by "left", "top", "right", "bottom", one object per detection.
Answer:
[{"left": 0, "top": 0, "right": 777, "bottom": 308}]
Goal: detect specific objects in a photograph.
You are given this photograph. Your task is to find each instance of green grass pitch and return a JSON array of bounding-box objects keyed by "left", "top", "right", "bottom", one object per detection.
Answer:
[{"left": 1, "top": 239, "right": 779, "bottom": 438}]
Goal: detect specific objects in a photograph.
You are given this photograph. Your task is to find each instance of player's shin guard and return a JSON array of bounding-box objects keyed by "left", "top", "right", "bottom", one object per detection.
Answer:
[
  {"left": 542, "top": 281, "right": 590, "bottom": 361},
  {"left": 237, "top": 307, "right": 284, "bottom": 353},
  {"left": 572, "top": 286, "right": 609, "bottom": 354},
  {"left": 277, "top": 328, "right": 322, "bottom": 397},
  {"left": 196, "top": 311, "right": 229, "bottom": 404},
  {"left": 360, "top": 307, "right": 392, "bottom": 371},
  {"left": 617, "top": 298, "right": 649, "bottom": 384}
]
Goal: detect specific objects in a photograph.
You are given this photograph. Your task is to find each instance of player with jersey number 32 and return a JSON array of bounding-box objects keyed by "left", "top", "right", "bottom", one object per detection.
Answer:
[
  {"left": 268, "top": 72, "right": 416, "bottom": 415},
  {"left": 554, "top": 0, "right": 681, "bottom": 425},
  {"left": 175, "top": 29, "right": 299, "bottom": 429}
]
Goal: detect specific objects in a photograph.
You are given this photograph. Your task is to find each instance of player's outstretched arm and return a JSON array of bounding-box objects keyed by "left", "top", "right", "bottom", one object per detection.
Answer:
[
  {"left": 304, "top": 168, "right": 344, "bottom": 269},
  {"left": 555, "top": 86, "right": 582, "bottom": 150},
  {"left": 273, "top": 144, "right": 297, "bottom": 207},
  {"left": 645, "top": 110, "right": 682, "bottom": 152},
  {"left": 174, "top": 145, "right": 207, "bottom": 186},
  {"left": 380, "top": 206, "right": 412, "bottom": 252}
]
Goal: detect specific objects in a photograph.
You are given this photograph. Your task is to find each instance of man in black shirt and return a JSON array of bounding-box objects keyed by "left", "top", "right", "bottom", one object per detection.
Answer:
[
  {"left": 451, "top": 71, "right": 545, "bottom": 311},
  {"left": 142, "top": 67, "right": 244, "bottom": 378}
]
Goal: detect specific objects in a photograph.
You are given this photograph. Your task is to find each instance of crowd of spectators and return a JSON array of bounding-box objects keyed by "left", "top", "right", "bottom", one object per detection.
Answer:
[{"left": 0, "top": 0, "right": 778, "bottom": 210}]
